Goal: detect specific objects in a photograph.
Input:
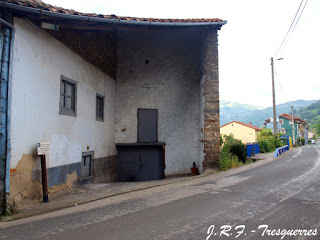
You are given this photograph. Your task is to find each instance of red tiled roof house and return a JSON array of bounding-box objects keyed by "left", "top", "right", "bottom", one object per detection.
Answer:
[
  {"left": 220, "top": 121, "right": 262, "bottom": 144},
  {"left": 0, "top": 0, "right": 226, "bottom": 209}
]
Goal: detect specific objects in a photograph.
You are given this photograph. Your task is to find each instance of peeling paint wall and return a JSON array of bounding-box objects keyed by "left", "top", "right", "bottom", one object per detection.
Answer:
[
  {"left": 10, "top": 154, "right": 42, "bottom": 205},
  {"left": 10, "top": 18, "right": 116, "bottom": 202},
  {"left": 116, "top": 30, "right": 203, "bottom": 175}
]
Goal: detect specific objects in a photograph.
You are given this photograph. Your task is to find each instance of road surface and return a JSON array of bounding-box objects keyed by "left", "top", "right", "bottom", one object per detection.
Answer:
[{"left": 1, "top": 144, "right": 319, "bottom": 239}]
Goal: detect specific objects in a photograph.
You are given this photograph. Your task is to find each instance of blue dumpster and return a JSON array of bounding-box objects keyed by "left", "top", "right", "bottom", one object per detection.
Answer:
[{"left": 246, "top": 142, "right": 260, "bottom": 157}]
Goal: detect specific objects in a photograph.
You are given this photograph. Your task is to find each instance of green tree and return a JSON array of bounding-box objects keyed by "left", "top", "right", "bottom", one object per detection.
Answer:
[
  {"left": 316, "top": 121, "right": 320, "bottom": 135},
  {"left": 257, "top": 128, "right": 273, "bottom": 141}
]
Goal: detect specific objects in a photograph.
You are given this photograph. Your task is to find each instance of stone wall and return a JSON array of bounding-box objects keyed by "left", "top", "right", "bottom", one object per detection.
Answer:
[{"left": 201, "top": 28, "right": 220, "bottom": 169}]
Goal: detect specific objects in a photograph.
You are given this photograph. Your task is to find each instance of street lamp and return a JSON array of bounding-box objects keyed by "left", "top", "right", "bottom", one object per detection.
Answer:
[{"left": 271, "top": 57, "right": 284, "bottom": 136}]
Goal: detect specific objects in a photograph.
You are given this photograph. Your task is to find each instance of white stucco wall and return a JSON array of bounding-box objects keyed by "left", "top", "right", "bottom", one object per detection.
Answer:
[
  {"left": 10, "top": 18, "right": 116, "bottom": 169},
  {"left": 116, "top": 30, "right": 202, "bottom": 175}
]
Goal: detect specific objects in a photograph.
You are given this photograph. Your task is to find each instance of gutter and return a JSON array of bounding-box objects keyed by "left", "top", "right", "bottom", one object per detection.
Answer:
[
  {"left": 1, "top": 2, "right": 227, "bottom": 27},
  {"left": 0, "top": 14, "right": 14, "bottom": 214}
]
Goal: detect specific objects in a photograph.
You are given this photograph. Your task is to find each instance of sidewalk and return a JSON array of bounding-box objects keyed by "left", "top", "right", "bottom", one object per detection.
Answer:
[
  {"left": 2, "top": 173, "right": 211, "bottom": 222},
  {"left": 248, "top": 152, "right": 275, "bottom": 161},
  {"left": 2, "top": 151, "right": 279, "bottom": 222}
]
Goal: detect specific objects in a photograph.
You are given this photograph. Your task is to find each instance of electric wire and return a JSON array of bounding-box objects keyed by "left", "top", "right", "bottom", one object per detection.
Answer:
[
  {"left": 275, "top": 0, "right": 309, "bottom": 114},
  {"left": 274, "top": 67, "right": 292, "bottom": 112},
  {"left": 282, "top": 0, "right": 309, "bottom": 51},
  {"left": 273, "top": 0, "right": 305, "bottom": 57}
]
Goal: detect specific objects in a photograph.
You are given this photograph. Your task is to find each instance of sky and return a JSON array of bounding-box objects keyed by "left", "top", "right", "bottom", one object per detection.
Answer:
[{"left": 43, "top": 0, "right": 320, "bottom": 108}]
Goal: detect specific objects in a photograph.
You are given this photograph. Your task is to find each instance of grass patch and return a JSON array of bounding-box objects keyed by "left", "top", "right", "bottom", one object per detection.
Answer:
[{"left": 219, "top": 153, "right": 254, "bottom": 170}]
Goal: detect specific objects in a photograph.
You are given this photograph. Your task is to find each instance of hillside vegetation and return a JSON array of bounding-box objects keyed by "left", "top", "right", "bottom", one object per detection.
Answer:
[
  {"left": 297, "top": 100, "right": 320, "bottom": 134},
  {"left": 220, "top": 99, "right": 318, "bottom": 127}
]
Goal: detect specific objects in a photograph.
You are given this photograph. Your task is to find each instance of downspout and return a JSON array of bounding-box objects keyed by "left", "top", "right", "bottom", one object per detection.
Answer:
[{"left": 0, "top": 14, "right": 14, "bottom": 214}]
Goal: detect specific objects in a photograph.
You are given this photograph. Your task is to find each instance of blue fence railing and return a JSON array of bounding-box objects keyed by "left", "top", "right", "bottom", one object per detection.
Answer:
[{"left": 274, "top": 145, "right": 289, "bottom": 158}]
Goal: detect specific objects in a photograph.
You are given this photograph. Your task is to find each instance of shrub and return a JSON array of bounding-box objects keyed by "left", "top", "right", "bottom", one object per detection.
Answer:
[
  {"left": 221, "top": 134, "right": 246, "bottom": 163},
  {"left": 220, "top": 134, "right": 247, "bottom": 167},
  {"left": 297, "top": 137, "right": 305, "bottom": 145},
  {"left": 257, "top": 128, "right": 285, "bottom": 153},
  {"left": 259, "top": 138, "right": 284, "bottom": 153},
  {"left": 219, "top": 151, "right": 240, "bottom": 170},
  {"left": 219, "top": 151, "right": 232, "bottom": 170},
  {"left": 270, "top": 138, "right": 283, "bottom": 148},
  {"left": 279, "top": 137, "right": 287, "bottom": 145},
  {"left": 219, "top": 134, "right": 255, "bottom": 170},
  {"left": 257, "top": 128, "right": 273, "bottom": 141},
  {"left": 220, "top": 135, "right": 224, "bottom": 145},
  {"left": 229, "top": 142, "right": 247, "bottom": 163},
  {"left": 259, "top": 140, "right": 272, "bottom": 153}
]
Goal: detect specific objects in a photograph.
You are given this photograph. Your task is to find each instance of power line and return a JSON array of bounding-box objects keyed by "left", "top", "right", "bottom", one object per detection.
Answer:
[
  {"left": 273, "top": 0, "right": 305, "bottom": 57},
  {"left": 282, "top": 0, "right": 309, "bottom": 51},
  {"left": 274, "top": 67, "right": 292, "bottom": 111}
]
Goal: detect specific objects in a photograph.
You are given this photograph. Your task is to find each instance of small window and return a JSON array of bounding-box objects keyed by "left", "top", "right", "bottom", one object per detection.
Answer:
[
  {"left": 81, "top": 151, "right": 94, "bottom": 179},
  {"left": 96, "top": 94, "right": 104, "bottom": 121},
  {"left": 60, "top": 76, "right": 77, "bottom": 116}
]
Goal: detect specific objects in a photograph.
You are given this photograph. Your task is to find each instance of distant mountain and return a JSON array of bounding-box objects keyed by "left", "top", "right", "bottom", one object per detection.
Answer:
[
  {"left": 220, "top": 100, "right": 319, "bottom": 127},
  {"left": 220, "top": 101, "right": 263, "bottom": 126},
  {"left": 297, "top": 100, "right": 320, "bottom": 130}
]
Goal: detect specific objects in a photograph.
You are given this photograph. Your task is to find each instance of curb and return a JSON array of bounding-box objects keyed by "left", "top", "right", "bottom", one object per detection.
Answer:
[
  {"left": 1, "top": 171, "right": 214, "bottom": 222},
  {"left": 1, "top": 151, "right": 286, "bottom": 222}
]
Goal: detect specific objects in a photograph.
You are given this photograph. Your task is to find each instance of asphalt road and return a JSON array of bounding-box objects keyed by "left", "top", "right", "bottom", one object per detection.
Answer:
[{"left": 1, "top": 144, "right": 319, "bottom": 240}]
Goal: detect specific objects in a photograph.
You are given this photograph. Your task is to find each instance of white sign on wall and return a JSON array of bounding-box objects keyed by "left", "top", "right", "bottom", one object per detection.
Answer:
[{"left": 37, "top": 142, "right": 51, "bottom": 155}]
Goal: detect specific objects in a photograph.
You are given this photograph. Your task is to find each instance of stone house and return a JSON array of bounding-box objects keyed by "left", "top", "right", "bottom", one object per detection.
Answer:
[{"left": 0, "top": 0, "right": 226, "bottom": 210}]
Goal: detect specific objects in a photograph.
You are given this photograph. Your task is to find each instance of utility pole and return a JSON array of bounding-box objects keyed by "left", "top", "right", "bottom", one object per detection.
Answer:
[
  {"left": 271, "top": 57, "right": 277, "bottom": 137},
  {"left": 292, "top": 106, "right": 295, "bottom": 145}
]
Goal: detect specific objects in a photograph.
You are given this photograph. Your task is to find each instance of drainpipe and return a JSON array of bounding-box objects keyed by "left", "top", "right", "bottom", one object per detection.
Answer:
[{"left": 0, "top": 14, "right": 14, "bottom": 214}]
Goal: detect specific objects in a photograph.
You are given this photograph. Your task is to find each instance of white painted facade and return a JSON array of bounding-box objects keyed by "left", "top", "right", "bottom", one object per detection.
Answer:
[
  {"left": 10, "top": 18, "right": 207, "bottom": 181},
  {"left": 115, "top": 31, "right": 202, "bottom": 175},
  {"left": 10, "top": 18, "right": 116, "bottom": 170}
]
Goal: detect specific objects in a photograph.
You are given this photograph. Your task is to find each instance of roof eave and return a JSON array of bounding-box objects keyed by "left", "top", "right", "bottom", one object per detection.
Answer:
[
  {"left": 1, "top": 2, "right": 227, "bottom": 27},
  {"left": 119, "top": 20, "right": 227, "bottom": 27}
]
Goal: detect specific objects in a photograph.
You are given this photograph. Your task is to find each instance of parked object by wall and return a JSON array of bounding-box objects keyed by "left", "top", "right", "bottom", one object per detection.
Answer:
[{"left": 246, "top": 142, "right": 260, "bottom": 157}]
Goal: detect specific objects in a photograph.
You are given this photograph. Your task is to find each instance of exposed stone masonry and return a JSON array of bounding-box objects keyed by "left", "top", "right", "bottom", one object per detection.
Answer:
[{"left": 201, "top": 28, "right": 220, "bottom": 169}]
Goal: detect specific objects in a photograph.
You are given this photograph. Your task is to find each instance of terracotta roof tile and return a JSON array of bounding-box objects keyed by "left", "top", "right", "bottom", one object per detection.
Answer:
[
  {"left": 220, "top": 121, "right": 262, "bottom": 131},
  {"left": 279, "top": 113, "right": 306, "bottom": 124},
  {"left": 1, "top": 0, "right": 225, "bottom": 23}
]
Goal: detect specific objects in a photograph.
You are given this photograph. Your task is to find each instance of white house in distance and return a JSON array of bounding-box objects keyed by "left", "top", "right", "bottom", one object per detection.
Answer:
[{"left": 0, "top": 0, "right": 226, "bottom": 211}]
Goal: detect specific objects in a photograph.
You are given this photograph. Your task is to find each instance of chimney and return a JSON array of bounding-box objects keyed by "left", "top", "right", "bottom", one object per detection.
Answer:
[{"left": 249, "top": 122, "right": 252, "bottom": 125}]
